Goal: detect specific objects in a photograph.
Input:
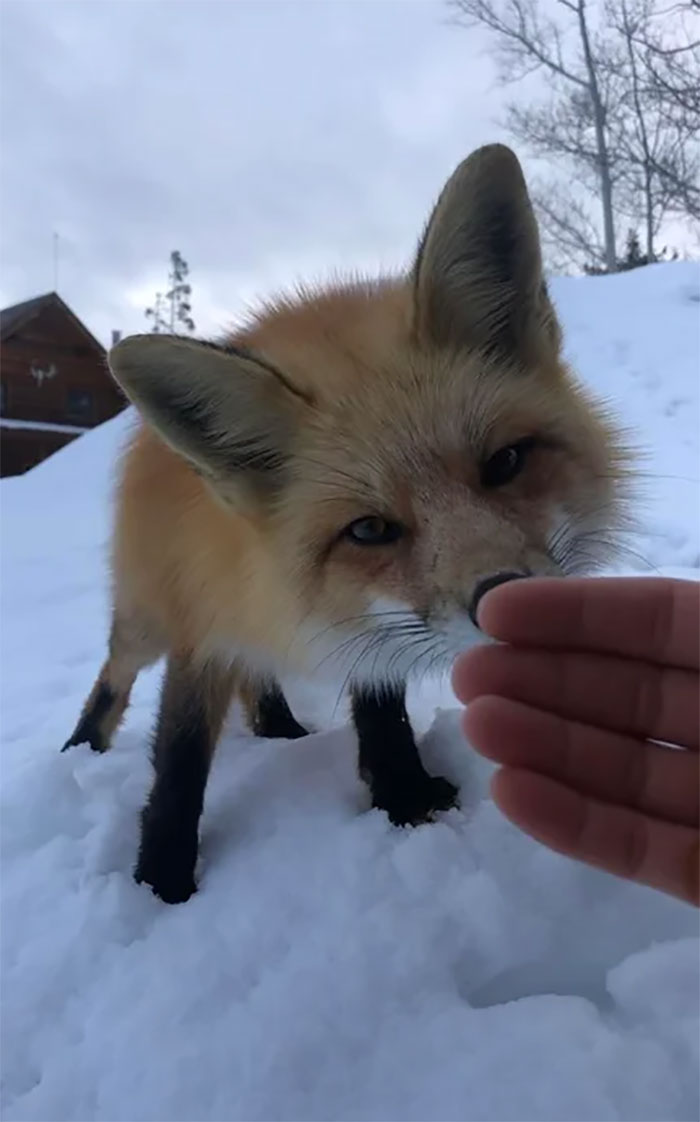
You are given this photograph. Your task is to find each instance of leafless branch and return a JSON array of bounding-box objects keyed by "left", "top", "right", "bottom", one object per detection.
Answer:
[{"left": 449, "top": 0, "right": 698, "bottom": 270}]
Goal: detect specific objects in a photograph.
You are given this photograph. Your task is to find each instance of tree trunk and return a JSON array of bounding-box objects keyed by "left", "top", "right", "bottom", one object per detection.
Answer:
[
  {"left": 644, "top": 167, "right": 654, "bottom": 259},
  {"left": 576, "top": 0, "right": 617, "bottom": 269},
  {"left": 621, "top": 0, "right": 656, "bottom": 260}
]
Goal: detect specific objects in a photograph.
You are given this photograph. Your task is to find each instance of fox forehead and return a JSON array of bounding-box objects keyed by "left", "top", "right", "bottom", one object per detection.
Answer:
[
  {"left": 235, "top": 280, "right": 568, "bottom": 464},
  {"left": 235, "top": 278, "right": 413, "bottom": 400}
]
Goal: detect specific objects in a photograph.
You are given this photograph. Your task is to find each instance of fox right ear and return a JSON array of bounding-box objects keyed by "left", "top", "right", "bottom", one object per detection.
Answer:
[
  {"left": 412, "top": 144, "right": 560, "bottom": 362},
  {"left": 108, "top": 334, "right": 309, "bottom": 494}
]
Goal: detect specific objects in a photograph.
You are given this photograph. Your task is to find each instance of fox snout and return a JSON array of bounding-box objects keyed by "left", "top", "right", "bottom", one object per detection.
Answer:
[{"left": 468, "top": 570, "right": 531, "bottom": 627}]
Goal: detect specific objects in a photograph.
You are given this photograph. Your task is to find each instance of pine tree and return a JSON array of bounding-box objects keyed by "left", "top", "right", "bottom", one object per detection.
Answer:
[{"left": 145, "top": 251, "right": 195, "bottom": 334}]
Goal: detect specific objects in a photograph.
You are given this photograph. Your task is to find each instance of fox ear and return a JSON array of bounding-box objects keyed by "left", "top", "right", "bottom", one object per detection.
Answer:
[
  {"left": 413, "top": 144, "right": 560, "bottom": 361},
  {"left": 109, "top": 334, "right": 307, "bottom": 494}
]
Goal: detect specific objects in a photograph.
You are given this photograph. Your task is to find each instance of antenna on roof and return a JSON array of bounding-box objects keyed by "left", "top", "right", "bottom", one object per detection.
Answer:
[{"left": 53, "top": 232, "right": 59, "bottom": 293}]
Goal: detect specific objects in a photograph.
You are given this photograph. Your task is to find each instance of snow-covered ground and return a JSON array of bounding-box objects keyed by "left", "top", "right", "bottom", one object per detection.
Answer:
[{"left": 2, "top": 262, "right": 699, "bottom": 1122}]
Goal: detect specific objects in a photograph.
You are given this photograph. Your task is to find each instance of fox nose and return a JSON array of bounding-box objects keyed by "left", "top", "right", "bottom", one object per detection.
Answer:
[{"left": 469, "top": 570, "right": 529, "bottom": 628}]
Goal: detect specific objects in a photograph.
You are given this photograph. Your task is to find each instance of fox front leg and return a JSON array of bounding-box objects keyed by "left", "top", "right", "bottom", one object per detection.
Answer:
[
  {"left": 350, "top": 682, "right": 458, "bottom": 825},
  {"left": 135, "top": 656, "right": 235, "bottom": 904}
]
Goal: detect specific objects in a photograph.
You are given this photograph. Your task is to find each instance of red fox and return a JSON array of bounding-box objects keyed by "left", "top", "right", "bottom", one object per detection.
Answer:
[{"left": 63, "top": 145, "right": 630, "bottom": 903}]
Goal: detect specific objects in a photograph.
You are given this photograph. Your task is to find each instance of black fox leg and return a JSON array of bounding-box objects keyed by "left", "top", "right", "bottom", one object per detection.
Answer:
[
  {"left": 241, "top": 678, "right": 309, "bottom": 740},
  {"left": 351, "top": 681, "right": 458, "bottom": 826},
  {"left": 135, "top": 656, "right": 235, "bottom": 904},
  {"left": 62, "top": 612, "right": 163, "bottom": 754}
]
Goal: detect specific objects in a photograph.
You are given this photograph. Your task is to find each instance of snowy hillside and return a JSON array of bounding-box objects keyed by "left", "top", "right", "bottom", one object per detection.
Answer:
[{"left": 2, "top": 263, "right": 699, "bottom": 1122}]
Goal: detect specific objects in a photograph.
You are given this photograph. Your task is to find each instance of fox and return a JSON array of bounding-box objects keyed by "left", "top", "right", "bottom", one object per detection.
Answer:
[{"left": 62, "top": 144, "right": 630, "bottom": 904}]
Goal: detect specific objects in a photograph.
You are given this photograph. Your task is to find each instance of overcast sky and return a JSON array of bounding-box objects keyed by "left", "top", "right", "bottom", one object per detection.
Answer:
[{"left": 1, "top": 0, "right": 515, "bottom": 345}]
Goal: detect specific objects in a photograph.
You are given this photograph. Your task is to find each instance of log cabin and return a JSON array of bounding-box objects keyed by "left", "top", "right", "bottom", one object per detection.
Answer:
[{"left": 0, "top": 292, "right": 126, "bottom": 476}]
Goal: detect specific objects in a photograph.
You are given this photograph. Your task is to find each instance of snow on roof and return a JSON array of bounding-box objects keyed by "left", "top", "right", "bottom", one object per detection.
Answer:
[
  {"left": 1, "top": 417, "right": 89, "bottom": 435},
  {"left": 0, "top": 290, "right": 105, "bottom": 351},
  {"left": 0, "top": 293, "right": 53, "bottom": 339}
]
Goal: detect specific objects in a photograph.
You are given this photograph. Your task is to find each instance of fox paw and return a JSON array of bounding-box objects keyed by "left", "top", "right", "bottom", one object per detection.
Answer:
[
  {"left": 372, "top": 774, "right": 459, "bottom": 827},
  {"left": 135, "top": 816, "right": 199, "bottom": 904}
]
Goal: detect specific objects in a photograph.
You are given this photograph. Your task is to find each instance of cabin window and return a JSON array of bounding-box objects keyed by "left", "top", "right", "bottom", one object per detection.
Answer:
[{"left": 66, "top": 389, "right": 93, "bottom": 423}]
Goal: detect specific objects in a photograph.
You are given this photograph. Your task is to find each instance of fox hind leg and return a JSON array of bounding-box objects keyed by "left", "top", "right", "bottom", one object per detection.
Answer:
[
  {"left": 239, "top": 676, "right": 309, "bottom": 740},
  {"left": 62, "top": 611, "right": 163, "bottom": 754}
]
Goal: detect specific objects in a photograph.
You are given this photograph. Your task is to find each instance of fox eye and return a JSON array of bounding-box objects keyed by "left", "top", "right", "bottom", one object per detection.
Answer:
[
  {"left": 481, "top": 438, "right": 536, "bottom": 488},
  {"left": 344, "top": 516, "right": 404, "bottom": 546}
]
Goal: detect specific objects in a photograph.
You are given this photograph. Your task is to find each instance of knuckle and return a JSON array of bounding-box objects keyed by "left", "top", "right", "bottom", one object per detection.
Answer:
[
  {"left": 621, "top": 816, "right": 650, "bottom": 880},
  {"left": 558, "top": 713, "right": 576, "bottom": 782},
  {"left": 649, "top": 582, "right": 677, "bottom": 664},
  {"left": 621, "top": 743, "right": 649, "bottom": 808},
  {"left": 629, "top": 664, "right": 662, "bottom": 737},
  {"left": 682, "top": 838, "right": 700, "bottom": 907}
]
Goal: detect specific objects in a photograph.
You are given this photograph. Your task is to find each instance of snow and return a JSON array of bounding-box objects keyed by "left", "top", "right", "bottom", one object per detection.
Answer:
[
  {"left": 2, "top": 262, "right": 699, "bottom": 1122},
  {"left": 0, "top": 418, "right": 89, "bottom": 435}
]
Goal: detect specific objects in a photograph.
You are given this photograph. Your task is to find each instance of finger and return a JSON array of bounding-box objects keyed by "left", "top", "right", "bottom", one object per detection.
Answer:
[
  {"left": 464, "top": 696, "right": 699, "bottom": 826},
  {"left": 476, "top": 577, "right": 700, "bottom": 672},
  {"left": 491, "top": 768, "right": 700, "bottom": 907},
  {"left": 454, "top": 645, "right": 699, "bottom": 750}
]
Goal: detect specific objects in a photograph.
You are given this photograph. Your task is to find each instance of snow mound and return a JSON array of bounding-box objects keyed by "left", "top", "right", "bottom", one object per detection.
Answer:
[{"left": 2, "top": 263, "right": 699, "bottom": 1121}]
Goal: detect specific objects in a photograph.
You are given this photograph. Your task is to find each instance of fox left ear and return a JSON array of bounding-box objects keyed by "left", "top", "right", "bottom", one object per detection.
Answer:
[{"left": 412, "top": 144, "right": 560, "bottom": 362}]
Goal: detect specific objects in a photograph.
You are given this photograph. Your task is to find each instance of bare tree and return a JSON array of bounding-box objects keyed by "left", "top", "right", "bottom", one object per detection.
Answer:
[
  {"left": 605, "top": 0, "right": 700, "bottom": 257},
  {"left": 636, "top": 0, "right": 699, "bottom": 219},
  {"left": 145, "top": 250, "right": 196, "bottom": 334},
  {"left": 449, "top": 0, "right": 699, "bottom": 270},
  {"left": 534, "top": 181, "right": 608, "bottom": 270},
  {"left": 636, "top": 0, "right": 700, "bottom": 119},
  {"left": 450, "top": 0, "right": 618, "bottom": 269}
]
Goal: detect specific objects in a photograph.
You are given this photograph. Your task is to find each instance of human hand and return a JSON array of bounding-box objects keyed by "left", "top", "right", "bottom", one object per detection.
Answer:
[{"left": 452, "top": 577, "right": 699, "bottom": 906}]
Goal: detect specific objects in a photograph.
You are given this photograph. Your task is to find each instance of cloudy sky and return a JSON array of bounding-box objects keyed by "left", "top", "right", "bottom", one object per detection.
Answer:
[{"left": 1, "top": 0, "right": 519, "bottom": 344}]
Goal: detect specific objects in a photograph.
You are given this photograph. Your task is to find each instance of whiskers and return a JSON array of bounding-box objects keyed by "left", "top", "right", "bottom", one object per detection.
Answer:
[
  {"left": 302, "top": 609, "right": 448, "bottom": 715},
  {"left": 548, "top": 505, "right": 660, "bottom": 576}
]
